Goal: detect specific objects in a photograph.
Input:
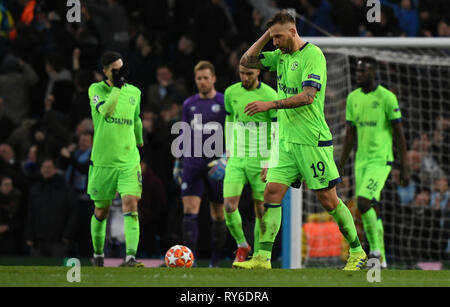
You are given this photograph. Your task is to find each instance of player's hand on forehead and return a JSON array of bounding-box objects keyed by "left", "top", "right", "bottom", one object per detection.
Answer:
[{"left": 110, "top": 59, "right": 123, "bottom": 70}]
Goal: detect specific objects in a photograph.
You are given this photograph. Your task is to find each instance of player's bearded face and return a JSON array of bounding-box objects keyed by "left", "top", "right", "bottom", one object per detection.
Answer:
[
  {"left": 195, "top": 69, "right": 216, "bottom": 94},
  {"left": 270, "top": 24, "right": 295, "bottom": 54},
  {"left": 239, "top": 66, "right": 259, "bottom": 89}
]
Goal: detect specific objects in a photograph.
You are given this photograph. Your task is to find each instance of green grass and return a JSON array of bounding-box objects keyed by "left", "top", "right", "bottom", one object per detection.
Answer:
[{"left": 1, "top": 266, "right": 449, "bottom": 287}]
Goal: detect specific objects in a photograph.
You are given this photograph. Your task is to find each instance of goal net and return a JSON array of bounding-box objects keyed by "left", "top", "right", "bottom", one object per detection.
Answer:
[{"left": 298, "top": 38, "right": 450, "bottom": 269}]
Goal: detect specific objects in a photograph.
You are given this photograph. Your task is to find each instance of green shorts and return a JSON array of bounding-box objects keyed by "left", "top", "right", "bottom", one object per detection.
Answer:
[
  {"left": 223, "top": 158, "right": 267, "bottom": 201},
  {"left": 87, "top": 163, "right": 142, "bottom": 206},
  {"left": 355, "top": 162, "right": 392, "bottom": 204},
  {"left": 266, "top": 140, "right": 341, "bottom": 190}
]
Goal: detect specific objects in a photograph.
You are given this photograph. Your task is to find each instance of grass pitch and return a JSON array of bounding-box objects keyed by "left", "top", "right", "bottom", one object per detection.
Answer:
[{"left": 1, "top": 266, "right": 449, "bottom": 287}]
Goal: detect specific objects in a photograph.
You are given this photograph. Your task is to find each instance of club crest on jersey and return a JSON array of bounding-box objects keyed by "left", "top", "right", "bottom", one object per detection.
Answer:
[
  {"left": 372, "top": 101, "right": 380, "bottom": 108},
  {"left": 93, "top": 95, "right": 99, "bottom": 104},
  {"left": 290, "top": 61, "right": 299, "bottom": 71},
  {"left": 211, "top": 104, "right": 221, "bottom": 113},
  {"left": 129, "top": 97, "right": 136, "bottom": 105}
]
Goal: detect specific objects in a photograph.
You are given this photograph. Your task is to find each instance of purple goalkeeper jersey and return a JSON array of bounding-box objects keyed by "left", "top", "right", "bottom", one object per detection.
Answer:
[{"left": 181, "top": 92, "right": 226, "bottom": 167}]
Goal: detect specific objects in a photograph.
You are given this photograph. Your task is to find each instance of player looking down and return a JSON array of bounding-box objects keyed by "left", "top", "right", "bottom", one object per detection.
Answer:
[
  {"left": 339, "top": 57, "right": 409, "bottom": 269},
  {"left": 235, "top": 10, "right": 367, "bottom": 271},
  {"left": 223, "top": 64, "right": 278, "bottom": 267},
  {"left": 87, "top": 51, "right": 144, "bottom": 267}
]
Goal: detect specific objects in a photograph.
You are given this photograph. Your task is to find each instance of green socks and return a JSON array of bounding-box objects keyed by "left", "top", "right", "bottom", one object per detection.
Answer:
[
  {"left": 257, "top": 204, "right": 282, "bottom": 259},
  {"left": 123, "top": 212, "right": 140, "bottom": 256},
  {"left": 361, "top": 207, "right": 380, "bottom": 253},
  {"left": 91, "top": 214, "right": 107, "bottom": 255},
  {"left": 224, "top": 209, "right": 247, "bottom": 246},
  {"left": 377, "top": 218, "right": 386, "bottom": 261},
  {"left": 254, "top": 217, "right": 261, "bottom": 255},
  {"left": 329, "top": 200, "right": 363, "bottom": 254}
]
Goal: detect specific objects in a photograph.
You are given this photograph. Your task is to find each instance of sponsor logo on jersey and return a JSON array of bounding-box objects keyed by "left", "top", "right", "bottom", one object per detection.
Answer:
[
  {"left": 93, "top": 95, "right": 99, "bottom": 104},
  {"left": 105, "top": 117, "right": 133, "bottom": 126},
  {"left": 277, "top": 74, "right": 283, "bottom": 81},
  {"left": 278, "top": 83, "right": 299, "bottom": 95}
]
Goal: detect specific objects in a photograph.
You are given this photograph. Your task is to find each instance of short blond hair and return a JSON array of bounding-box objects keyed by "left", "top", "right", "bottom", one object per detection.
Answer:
[{"left": 194, "top": 60, "right": 215, "bottom": 76}]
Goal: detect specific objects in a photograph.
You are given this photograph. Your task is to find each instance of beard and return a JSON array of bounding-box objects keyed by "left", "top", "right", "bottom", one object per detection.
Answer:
[{"left": 242, "top": 79, "right": 256, "bottom": 89}]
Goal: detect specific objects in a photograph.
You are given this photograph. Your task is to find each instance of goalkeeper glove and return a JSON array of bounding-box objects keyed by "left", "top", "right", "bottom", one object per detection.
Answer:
[
  {"left": 207, "top": 154, "right": 227, "bottom": 181},
  {"left": 173, "top": 159, "right": 183, "bottom": 186},
  {"left": 112, "top": 63, "right": 128, "bottom": 88}
]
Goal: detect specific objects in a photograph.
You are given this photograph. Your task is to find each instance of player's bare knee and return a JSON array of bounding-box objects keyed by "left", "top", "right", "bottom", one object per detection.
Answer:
[
  {"left": 94, "top": 206, "right": 109, "bottom": 220},
  {"left": 316, "top": 190, "right": 338, "bottom": 211},
  {"left": 122, "top": 195, "right": 139, "bottom": 212},
  {"left": 223, "top": 197, "right": 239, "bottom": 213}
]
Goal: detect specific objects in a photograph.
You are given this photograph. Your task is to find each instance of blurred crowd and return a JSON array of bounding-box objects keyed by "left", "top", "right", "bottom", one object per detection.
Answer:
[{"left": 0, "top": 0, "right": 449, "bottom": 261}]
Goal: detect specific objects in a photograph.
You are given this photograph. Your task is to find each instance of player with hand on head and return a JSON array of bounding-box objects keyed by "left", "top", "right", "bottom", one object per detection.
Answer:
[
  {"left": 235, "top": 10, "right": 367, "bottom": 271},
  {"left": 175, "top": 61, "right": 227, "bottom": 268},
  {"left": 338, "top": 57, "right": 409, "bottom": 269},
  {"left": 88, "top": 51, "right": 144, "bottom": 267},
  {"left": 223, "top": 65, "right": 278, "bottom": 267}
]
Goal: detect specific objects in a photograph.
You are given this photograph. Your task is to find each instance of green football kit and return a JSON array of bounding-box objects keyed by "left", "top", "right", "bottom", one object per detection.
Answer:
[
  {"left": 87, "top": 80, "right": 144, "bottom": 260},
  {"left": 223, "top": 81, "right": 278, "bottom": 201},
  {"left": 233, "top": 42, "right": 365, "bottom": 266},
  {"left": 87, "top": 81, "right": 143, "bottom": 203},
  {"left": 259, "top": 42, "right": 340, "bottom": 190},
  {"left": 346, "top": 85, "right": 402, "bottom": 203},
  {"left": 346, "top": 85, "right": 401, "bottom": 260}
]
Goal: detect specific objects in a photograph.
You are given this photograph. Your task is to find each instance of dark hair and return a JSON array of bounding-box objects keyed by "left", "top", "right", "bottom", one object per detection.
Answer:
[
  {"left": 266, "top": 10, "right": 296, "bottom": 28},
  {"left": 101, "top": 51, "right": 122, "bottom": 68},
  {"left": 358, "top": 56, "right": 378, "bottom": 68}
]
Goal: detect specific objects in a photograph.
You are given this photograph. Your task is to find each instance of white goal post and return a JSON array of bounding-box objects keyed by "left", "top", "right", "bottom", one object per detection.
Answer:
[{"left": 282, "top": 37, "right": 450, "bottom": 269}]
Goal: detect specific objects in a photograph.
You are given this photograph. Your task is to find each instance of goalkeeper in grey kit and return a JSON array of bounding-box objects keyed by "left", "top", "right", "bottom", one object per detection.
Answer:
[{"left": 173, "top": 61, "right": 227, "bottom": 267}]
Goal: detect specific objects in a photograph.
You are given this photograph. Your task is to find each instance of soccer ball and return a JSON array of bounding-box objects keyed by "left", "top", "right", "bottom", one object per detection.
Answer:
[{"left": 165, "top": 245, "right": 195, "bottom": 268}]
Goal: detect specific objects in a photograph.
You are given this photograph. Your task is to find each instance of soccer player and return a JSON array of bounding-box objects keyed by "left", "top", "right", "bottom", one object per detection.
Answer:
[
  {"left": 87, "top": 51, "right": 144, "bottom": 267},
  {"left": 175, "top": 61, "right": 227, "bottom": 267},
  {"left": 223, "top": 65, "right": 278, "bottom": 266},
  {"left": 235, "top": 10, "right": 367, "bottom": 270},
  {"left": 338, "top": 57, "right": 409, "bottom": 269}
]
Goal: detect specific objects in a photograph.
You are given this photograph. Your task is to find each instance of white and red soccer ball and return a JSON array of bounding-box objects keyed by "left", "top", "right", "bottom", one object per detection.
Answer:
[{"left": 165, "top": 245, "right": 194, "bottom": 268}]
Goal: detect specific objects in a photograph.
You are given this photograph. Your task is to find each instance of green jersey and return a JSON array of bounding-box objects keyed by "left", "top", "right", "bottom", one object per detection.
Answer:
[
  {"left": 88, "top": 81, "right": 143, "bottom": 168},
  {"left": 259, "top": 42, "right": 332, "bottom": 146},
  {"left": 224, "top": 82, "right": 278, "bottom": 159},
  {"left": 346, "top": 85, "right": 402, "bottom": 165}
]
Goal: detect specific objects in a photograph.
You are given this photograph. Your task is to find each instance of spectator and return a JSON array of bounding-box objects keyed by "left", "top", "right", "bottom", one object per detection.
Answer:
[
  {"left": 332, "top": 0, "right": 367, "bottom": 37},
  {"left": 431, "top": 116, "right": 450, "bottom": 175},
  {"left": 430, "top": 177, "right": 449, "bottom": 209},
  {"left": 68, "top": 70, "right": 94, "bottom": 131},
  {"left": 0, "top": 143, "right": 28, "bottom": 193},
  {"left": 297, "top": 0, "right": 337, "bottom": 36},
  {"left": 59, "top": 131, "right": 93, "bottom": 257},
  {"left": 0, "top": 54, "right": 39, "bottom": 125},
  {"left": 365, "top": 5, "right": 404, "bottom": 36},
  {"left": 0, "top": 176, "right": 25, "bottom": 255},
  {"left": 0, "top": 97, "right": 16, "bottom": 143},
  {"left": 44, "top": 52, "right": 74, "bottom": 115},
  {"left": 412, "top": 188, "right": 431, "bottom": 207},
  {"left": 25, "top": 158, "right": 78, "bottom": 257},
  {"left": 85, "top": 0, "right": 130, "bottom": 52},
  {"left": 172, "top": 34, "right": 199, "bottom": 95},
  {"left": 128, "top": 29, "right": 162, "bottom": 100},
  {"left": 411, "top": 133, "right": 446, "bottom": 186},
  {"left": 146, "top": 64, "right": 187, "bottom": 112},
  {"left": 380, "top": 0, "right": 420, "bottom": 37}
]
